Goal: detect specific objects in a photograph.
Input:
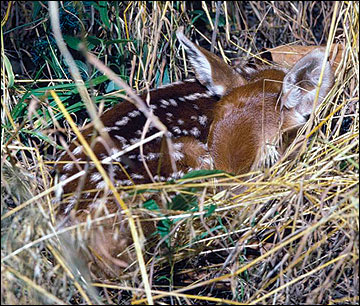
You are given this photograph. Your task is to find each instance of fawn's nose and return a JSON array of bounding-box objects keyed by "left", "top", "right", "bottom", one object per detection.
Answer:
[{"left": 303, "top": 114, "right": 311, "bottom": 121}]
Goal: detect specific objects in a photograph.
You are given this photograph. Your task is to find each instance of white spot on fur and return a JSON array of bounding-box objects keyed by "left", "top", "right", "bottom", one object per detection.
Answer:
[
  {"left": 184, "top": 93, "right": 202, "bottom": 101},
  {"left": 257, "top": 142, "right": 281, "bottom": 169},
  {"left": 173, "top": 143, "right": 184, "bottom": 150},
  {"left": 128, "top": 110, "right": 141, "bottom": 118},
  {"left": 172, "top": 126, "right": 182, "bottom": 134},
  {"left": 198, "top": 115, "right": 208, "bottom": 126},
  {"left": 169, "top": 99, "right": 178, "bottom": 106},
  {"left": 160, "top": 99, "right": 170, "bottom": 106},
  {"left": 147, "top": 152, "right": 160, "bottom": 160},
  {"left": 64, "top": 196, "right": 78, "bottom": 214},
  {"left": 96, "top": 180, "right": 107, "bottom": 189},
  {"left": 84, "top": 192, "right": 91, "bottom": 198},
  {"left": 172, "top": 151, "right": 184, "bottom": 161},
  {"left": 130, "top": 138, "right": 139, "bottom": 144},
  {"left": 177, "top": 119, "right": 184, "bottom": 125},
  {"left": 55, "top": 182, "right": 64, "bottom": 200},
  {"left": 198, "top": 155, "right": 213, "bottom": 167},
  {"left": 102, "top": 126, "right": 119, "bottom": 132},
  {"left": 131, "top": 173, "right": 144, "bottom": 179},
  {"left": 149, "top": 104, "right": 157, "bottom": 110},
  {"left": 114, "top": 135, "right": 127, "bottom": 145},
  {"left": 115, "top": 117, "right": 130, "bottom": 126},
  {"left": 63, "top": 163, "right": 74, "bottom": 171},
  {"left": 99, "top": 153, "right": 107, "bottom": 160},
  {"left": 72, "top": 146, "right": 83, "bottom": 156},
  {"left": 170, "top": 170, "right": 184, "bottom": 180},
  {"left": 292, "top": 110, "right": 307, "bottom": 125},
  {"left": 200, "top": 142, "right": 208, "bottom": 150},
  {"left": 90, "top": 172, "right": 102, "bottom": 183},
  {"left": 110, "top": 147, "right": 120, "bottom": 155},
  {"left": 156, "top": 80, "right": 184, "bottom": 89},
  {"left": 58, "top": 151, "right": 66, "bottom": 160},
  {"left": 137, "top": 152, "right": 161, "bottom": 161},
  {"left": 119, "top": 179, "right": 132, "bottom": 186},
  {"left": 190, "top": 127, "right": 201, "bottom": 137},
  {"left": 183, "top": 92, "right": 212, "bottom": 101}
]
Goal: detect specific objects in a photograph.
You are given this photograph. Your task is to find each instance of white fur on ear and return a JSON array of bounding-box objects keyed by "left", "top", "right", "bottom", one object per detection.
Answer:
[
  {"left": 176, "top": 28, "right": 246, "bottom": 96},
  {"left": 176, "top": 29, "right": 223, "bottom": 95},
  {"left": 282, "top": 49, "right": 334, "bottom": 115}
]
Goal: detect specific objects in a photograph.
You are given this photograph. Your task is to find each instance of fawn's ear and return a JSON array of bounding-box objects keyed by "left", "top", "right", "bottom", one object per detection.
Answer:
[
  {"left": 282, "top": 48, "right": 334, "bottom": 115},
  {"left": 176, "top": 28, "right": 245, "bottom": 96}
]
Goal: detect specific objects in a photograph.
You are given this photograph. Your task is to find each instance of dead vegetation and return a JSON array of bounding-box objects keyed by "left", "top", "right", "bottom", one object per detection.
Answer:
[{"left": 1, "top": 1, "right": 358, "bottom": 305}]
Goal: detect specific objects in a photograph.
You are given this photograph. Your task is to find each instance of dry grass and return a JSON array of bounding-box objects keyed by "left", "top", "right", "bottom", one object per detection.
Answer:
[{"left": 1, "top": 1, "right": 358, "bottom": 305}]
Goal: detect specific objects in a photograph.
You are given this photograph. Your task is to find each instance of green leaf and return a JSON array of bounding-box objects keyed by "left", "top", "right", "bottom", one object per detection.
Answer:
[
  {"left": 74, "top": 60, "right": 90, "bottom": 78},
  {"left": 63, "top": 35, "right": 82, "bottom": 51},
  {"left": 217, "top": 15, "right": 226, "bottom": 27},
  {"left": 32, "top": 1, "right": 42, "bottom": 20},
  {"left": 187, "top": 10, "right": 206, "bottom": 24},
  {"left": 105, "top": 80, "right": 122, "bottom": 93},
  {"left": 205, "top": 203, "right": 217, "bottom": 217},
  {"left": 104, "top": 38, "right": 134, "bottom": 45},
  {"left": 162, "top": 67, "right": 170, "bottom": 85},
  {"left": 86, "top": 35, "right": 104, "bottom": 47},
  {"left": 143, "top": 199, "right": 160, "bottom": 211},
  {"left": 156, "top": 275, "right": 171, "bottom": 283},
  {"left": 157, "top": 219, "right": 173, "bottom": 248},
  {"left": 9, "top": 100, "right": 28, "bottom": 121},
  {"left": 63, "top": 35, "right": 102, "bottom": 51},
  {"left": 21, "top": 129, "right": 64, "bottom": 150},
  {"left": 98, "top": 1, "right": 111, "bottom": 29},
  {"left": 168, "top": 193, "right": 198, "bottom": 211},
  {"left": 181, "top": 169, "right": 225, "bottom": 180},
  {"left": 5, "top": 74, "right": 111, "bottom": 133}
]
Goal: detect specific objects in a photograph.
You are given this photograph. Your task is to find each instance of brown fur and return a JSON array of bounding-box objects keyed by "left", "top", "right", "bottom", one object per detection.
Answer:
[
  {"left": 208, "top": 69, "right": 285, "bottom": 174},
  {"left": 55, "top": 32, "right": 334, "bottom": 278},
  {"left": 56, "top": 80, "right": 219, "bottom": 214}
]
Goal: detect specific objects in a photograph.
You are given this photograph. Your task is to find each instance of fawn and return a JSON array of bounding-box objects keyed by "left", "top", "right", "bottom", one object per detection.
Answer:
[{"left": 54, "top": 29, "right": 334, "bottom": 277}]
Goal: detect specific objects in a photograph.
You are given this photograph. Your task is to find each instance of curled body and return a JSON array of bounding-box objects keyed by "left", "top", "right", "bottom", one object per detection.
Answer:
[{"left": 54, "top": 29, "right": 334, "bottom": 277}]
